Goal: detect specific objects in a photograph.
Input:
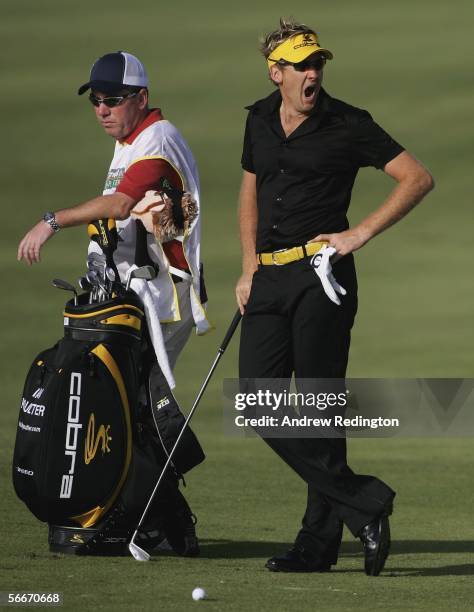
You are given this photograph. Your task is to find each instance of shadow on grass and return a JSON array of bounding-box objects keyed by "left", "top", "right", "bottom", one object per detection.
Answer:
[
  {"left": 193, "top": 539, "right": 474, "bottom": 577},
  {"left": 198, "top": 539, "right": 474, "bottom": 560},
  {"left": 387, "top": 564, "right": 474, "bottom": 577}
]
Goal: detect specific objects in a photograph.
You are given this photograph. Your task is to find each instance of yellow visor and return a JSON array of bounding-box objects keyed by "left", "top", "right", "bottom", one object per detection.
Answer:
[{"left": 267, "top": 32, "right": 333, "bottom": 68}]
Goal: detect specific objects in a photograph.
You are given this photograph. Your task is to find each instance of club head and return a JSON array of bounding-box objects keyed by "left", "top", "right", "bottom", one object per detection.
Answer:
[
  {"left": 134, "top": 265, "right": 157, "bottom": 281},
  {"left": 86, "top": 270, "right": 99, "bottom": 285},
  {"left": 105, "top": 267, "right": 116, "bottom": 282},
  {"left": 78, "top": 276, "right": 92, "bottom": 291},
  {"left": 125, "top": 265, "right": 157, "bottom": 291},
  {"left": 52, "top": 278, "right": 76, "bottom": 293},
  {"left": 87, "top": 252, "right": 105, "bottom": 266},
  {"left": 52, "top": 278, "right": 78, "bottom": 305},
  {"left": 87, "top": 262, "right": 105, "bottom": 278},
  {"left": 128, "top": 542, "right": 150, "bottom": 562}
]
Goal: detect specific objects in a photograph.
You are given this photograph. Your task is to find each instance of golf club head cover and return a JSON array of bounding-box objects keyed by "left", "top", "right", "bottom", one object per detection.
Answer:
[
  {"left": 159, "top": 177, "right": 185, "bottom": 231},
  {"left": 87, "top": 219, "right": 118, "bottom": 255},
  {"left": 87, "top": 219, "right": 120, "bottom": 279},
  {"left": 130, "top": 181, "right": 198, "bottom": 242},
  {"left": 310, "top": 246, "right": 347, "bottom": 306}
]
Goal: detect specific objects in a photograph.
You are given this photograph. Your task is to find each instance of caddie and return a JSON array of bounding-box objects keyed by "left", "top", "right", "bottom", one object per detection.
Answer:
[
  {"left": 236, "top": 19, "right": 434, "bottom": 575},
  {"left": 18, "top": 51, "right": 210, "bottom": 364},
  {"left": 18, "top": 50, "right": 210, "bottom": 555}
]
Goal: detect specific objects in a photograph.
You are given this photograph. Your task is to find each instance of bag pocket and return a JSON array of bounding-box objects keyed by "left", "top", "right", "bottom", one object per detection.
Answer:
[{"left": 13, "top": 341, "right": 133, "bottom": 528}]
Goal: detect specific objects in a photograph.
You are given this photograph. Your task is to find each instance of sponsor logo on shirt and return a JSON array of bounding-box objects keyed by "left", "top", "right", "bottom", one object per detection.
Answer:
[{"left": 104, "top": 167, "right": 125, "bottom": 191}]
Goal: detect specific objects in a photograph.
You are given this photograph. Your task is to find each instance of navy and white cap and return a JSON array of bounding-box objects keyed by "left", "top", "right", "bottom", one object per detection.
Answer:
[{"left": 78, "top": 51, "right": 148, "bottom": 95}]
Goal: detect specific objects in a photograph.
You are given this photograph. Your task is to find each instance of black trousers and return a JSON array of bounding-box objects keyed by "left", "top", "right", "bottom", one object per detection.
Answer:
[{"left": 239, "top": 255, "right": 395, "bottom": 563}]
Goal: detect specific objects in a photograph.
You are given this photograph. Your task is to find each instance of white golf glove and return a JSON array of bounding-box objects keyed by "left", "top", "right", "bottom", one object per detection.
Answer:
[{"left": 310, "top": 246, "right": 347, "bottom": 306}]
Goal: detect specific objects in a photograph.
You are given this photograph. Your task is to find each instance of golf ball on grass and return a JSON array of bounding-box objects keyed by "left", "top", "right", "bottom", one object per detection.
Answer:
[{"left": 192, "top": 587, "right": 207, "bottom": 601}]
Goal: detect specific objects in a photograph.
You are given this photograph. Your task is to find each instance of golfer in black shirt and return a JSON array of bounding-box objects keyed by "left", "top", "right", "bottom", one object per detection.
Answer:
[{"left": 236, "top": 18, "right": 434, "bottom": 576}]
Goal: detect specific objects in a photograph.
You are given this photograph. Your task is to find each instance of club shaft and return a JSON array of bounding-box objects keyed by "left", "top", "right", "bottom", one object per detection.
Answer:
[
  {"left": 129, "top": 309, "right": 242, "bottom": 556},
  {"left": 130, "top": 350, "right": 223, "bottom": 544}
]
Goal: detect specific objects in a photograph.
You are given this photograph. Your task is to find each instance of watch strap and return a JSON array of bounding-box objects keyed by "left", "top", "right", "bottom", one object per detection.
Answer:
[{"left": 43, "top": 212, "right": 61, "bottom": 233}]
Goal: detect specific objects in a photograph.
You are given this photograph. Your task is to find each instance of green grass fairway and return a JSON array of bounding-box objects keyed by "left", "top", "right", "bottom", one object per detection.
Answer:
[{"left": 2, "top": 1, "right": 474, "bottom": 610}]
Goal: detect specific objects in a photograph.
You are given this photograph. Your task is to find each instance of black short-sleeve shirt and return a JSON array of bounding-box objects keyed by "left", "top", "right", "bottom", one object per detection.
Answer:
[{"left": 241, "top": 88, "right": 404, "bottom": 252}]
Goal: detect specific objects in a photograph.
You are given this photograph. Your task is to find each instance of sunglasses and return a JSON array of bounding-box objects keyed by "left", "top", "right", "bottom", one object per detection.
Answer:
[
  {"left": 89, "top": 92, "right": 137, "bottom": 108},
  {"left": 278, "top": 56, "right": 326, "bottom": 72}
]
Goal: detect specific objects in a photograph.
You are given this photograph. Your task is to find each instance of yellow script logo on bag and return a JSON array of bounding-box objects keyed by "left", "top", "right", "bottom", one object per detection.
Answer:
[{"left": 84, "top": 413, "right": 112, "bottom": 465}]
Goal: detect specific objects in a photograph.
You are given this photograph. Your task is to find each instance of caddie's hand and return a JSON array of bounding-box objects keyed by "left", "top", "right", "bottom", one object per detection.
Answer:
[
  {"left": 17, "top": 221, "right": 55, "bottom": 265},
  {"left": 235, "top": 271, "right": 255, "bottom": 315},
  {"left": 310, "top": 246, "right": 347, "bottom": 306},
  {"left": 309, "top": 228, "right": 369, "bottom": 261}
]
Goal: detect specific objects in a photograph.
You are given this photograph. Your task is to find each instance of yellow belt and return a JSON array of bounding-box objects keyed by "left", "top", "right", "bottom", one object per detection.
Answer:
[{"left": 258, "top": 241, "right": 327, "bottom": 266}]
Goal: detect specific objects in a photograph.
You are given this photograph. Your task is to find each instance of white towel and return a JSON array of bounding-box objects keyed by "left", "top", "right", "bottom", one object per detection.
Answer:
[{"left": 128, "top": 267, "right": 175, "bottom": 389}]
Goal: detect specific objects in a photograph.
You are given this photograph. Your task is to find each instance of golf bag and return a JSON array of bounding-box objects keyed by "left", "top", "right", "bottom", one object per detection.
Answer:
[{"left": 12, "top": 290, "right": 205, "bottom": 555}]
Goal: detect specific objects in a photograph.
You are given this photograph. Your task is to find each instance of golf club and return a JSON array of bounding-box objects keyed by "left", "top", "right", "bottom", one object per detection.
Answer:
[
  {"left": 87, "top": 252, "right": 105, "bottom": 268},
  {"left": 87, "top": 257, "right": 106, "bottom": 278},
  {"left": 128, "top": 309, "right": 243, "bottom": 561},
  {"left": 87, "top": 218, "right": 120, "bottom": 285},
  {"left": 52, "top": 278, "right": 78, "bottom": 306},
  {"left": 125, "top": 265, "right": 157, "bottom": 292},
  {"left": 96, "top": 276, "right": 108, "bottom": 302},
  {"left": 105, "top": 266, "right": 116, "bottom": 296},
  {"left": 86, "top": 270, "right": 100, "bottom": 303},
  {"left": 78, "top": 276, "right": 93, "bottom": 291}
]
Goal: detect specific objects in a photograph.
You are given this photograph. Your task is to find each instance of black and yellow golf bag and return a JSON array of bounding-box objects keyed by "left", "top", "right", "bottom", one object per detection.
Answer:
[{"left": 13, "top": 289, "right": 205, "bottom": 555}]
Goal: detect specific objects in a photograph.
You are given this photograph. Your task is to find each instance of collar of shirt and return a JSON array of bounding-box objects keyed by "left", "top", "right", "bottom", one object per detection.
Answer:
[
  {"left": 120, "top": 108, "right": 164, "bottom": 145},
  {"left": 245, "top": 88, "right": 335, "bottom": 140}
]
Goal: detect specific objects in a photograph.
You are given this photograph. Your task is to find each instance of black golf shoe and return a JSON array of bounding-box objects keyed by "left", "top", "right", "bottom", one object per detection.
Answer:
[
  {"left": 265, "top": 547, "right": 332, "bottom": 573},
  {"left": 359, "top": 513, "right": 391, "bottom": 576}
]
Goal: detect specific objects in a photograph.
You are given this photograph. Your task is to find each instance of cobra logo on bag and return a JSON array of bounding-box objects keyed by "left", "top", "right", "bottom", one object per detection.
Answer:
[{"left": 59, "top": 372, "right": 83, "bottom": 499}]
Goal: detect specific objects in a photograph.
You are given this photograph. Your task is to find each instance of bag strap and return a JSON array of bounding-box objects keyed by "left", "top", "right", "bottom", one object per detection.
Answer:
[{"left": 134, "top": 219, "right": 157, "bottom": 268}]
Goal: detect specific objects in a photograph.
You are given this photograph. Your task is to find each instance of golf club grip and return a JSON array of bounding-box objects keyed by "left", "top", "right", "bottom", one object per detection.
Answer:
[{"left": 220, "top": 310, "right": 242, "bottom": 352}]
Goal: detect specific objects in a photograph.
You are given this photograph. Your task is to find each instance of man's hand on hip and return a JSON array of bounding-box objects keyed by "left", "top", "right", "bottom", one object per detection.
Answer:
[
  {"left": 17, "top": 221, "right": 55, "bottom": 265},
  {"left": 309, "top": 227, "right": 370, "bottom": 261}
]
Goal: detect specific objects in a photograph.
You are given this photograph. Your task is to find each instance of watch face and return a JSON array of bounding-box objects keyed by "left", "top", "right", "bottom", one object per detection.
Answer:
[{"left": 43, "top": 212, "right": 59, "bottom": 231}]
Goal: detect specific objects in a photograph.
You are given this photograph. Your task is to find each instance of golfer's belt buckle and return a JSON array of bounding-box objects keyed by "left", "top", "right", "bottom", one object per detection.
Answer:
[{"left": 271, "top": 248, "right": 288, "bottom": 265}]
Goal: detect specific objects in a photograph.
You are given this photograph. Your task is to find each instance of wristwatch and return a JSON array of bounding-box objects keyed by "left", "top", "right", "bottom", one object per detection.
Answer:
[{"left": 43, "top": 212, "right": 61, "bottom": 233}]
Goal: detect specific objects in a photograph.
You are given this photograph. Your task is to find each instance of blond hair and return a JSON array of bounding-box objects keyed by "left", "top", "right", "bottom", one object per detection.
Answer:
[{"left": 260, "top": 17, "right": 316, "bottom": 60}]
